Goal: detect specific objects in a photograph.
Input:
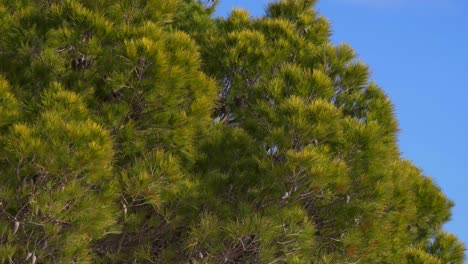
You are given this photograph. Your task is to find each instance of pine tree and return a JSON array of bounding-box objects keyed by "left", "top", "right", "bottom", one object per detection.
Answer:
[
  {"left": 0, "top": 0, "right": 465, "bottom": 263},
  {"left": 172, "top": 0, "right": 466, "bottom": 263},
  {"left": 0, "top": 0, "right": 216, "bottom": 262}
]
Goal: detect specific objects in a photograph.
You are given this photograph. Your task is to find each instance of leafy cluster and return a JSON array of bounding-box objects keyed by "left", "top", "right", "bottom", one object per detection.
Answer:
[{"left": 0, "top": 0, "right": 464, "bottom": 263}]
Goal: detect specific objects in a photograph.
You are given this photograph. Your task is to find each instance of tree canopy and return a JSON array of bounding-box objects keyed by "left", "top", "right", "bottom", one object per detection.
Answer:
[{"left": 0, "top": 0, "right": 465, "bottom": 263}]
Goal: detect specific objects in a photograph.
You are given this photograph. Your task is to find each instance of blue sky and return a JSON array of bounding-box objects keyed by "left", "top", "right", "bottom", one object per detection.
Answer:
[{"left": 214, "top": 0, "right": 468, "bottom": 255}]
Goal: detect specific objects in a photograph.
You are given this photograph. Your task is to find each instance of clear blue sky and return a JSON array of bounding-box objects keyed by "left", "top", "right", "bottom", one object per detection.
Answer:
[{"left": 214, "top": 0, "right": 468, "bottom": 255}]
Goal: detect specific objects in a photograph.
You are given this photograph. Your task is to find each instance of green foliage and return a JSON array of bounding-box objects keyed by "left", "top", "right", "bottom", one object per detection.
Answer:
[
  {"left": 0, "top": 78, "right": 20, "bottom": 130},
  {"left": 0, "top": 83, "right": 117, "bottom": 263},
  {"left": 0, "top": 0, "right": 464, "bottom": 263}
]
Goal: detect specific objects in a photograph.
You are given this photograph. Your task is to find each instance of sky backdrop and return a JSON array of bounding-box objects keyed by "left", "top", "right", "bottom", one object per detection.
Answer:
[{"left": 214, "top": 0, "right": 468, "bottom": 257}]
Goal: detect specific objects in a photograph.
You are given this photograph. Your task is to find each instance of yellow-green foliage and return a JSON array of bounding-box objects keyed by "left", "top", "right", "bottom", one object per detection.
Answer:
[{"left": 0, "top": 0, "right": 464, "bottom": 263}]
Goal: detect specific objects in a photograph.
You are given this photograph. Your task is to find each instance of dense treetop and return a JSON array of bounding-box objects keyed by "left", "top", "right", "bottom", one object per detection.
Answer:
[{"left": 0, "top": 0, "right": 465, "bottom": 263}]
